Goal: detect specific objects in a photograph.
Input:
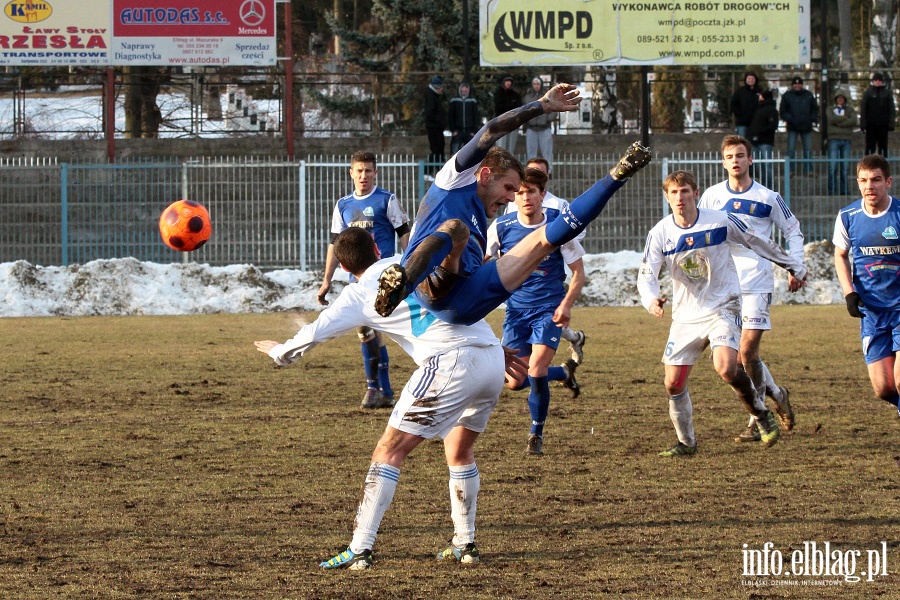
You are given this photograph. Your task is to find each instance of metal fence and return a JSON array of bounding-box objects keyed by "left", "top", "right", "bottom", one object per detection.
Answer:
[{"left": 1, "top": 152, "right": 893, "bottom": 270}]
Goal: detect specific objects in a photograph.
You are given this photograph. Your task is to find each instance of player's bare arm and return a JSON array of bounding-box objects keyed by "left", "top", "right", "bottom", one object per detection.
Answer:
[{"left": 477, "top": 83, "right": 581, "bottom": 150}]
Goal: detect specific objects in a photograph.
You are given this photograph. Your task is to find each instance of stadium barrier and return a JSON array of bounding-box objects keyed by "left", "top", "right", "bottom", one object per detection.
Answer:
[{"left": 0, "top": 152, "right": 890, "bottom": 269}]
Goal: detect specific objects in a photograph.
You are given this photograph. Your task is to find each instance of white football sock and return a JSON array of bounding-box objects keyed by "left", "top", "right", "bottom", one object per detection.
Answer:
[
  {"left": 760, "top": 360, "right": 781, "bottom": 402},
  {"left": 561, "top": 327, "right": 578, "bottom": 342},
  {"left": 668, "top": 389, "right": 695, "bottom": 447},
  {"left": 349, "top": 462, "right": 399, "bottom": 553},
  {"left": 448, "top": 464, "right": 480, "bottom": 547}
]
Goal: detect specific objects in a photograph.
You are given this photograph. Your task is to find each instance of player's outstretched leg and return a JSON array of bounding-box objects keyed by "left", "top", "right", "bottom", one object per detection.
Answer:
[{"left": 610, "top": 141, "right": 652, "bottom": 181}]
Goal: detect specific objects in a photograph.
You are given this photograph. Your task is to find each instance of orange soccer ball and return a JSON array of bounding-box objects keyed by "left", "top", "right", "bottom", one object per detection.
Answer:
[{"left": 159, "top": 200, "right": 212, "bottom": 252}]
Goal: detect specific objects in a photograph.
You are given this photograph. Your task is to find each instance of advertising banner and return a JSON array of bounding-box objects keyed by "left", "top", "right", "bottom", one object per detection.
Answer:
[
  {"left": 0, "top": 1, "right": 277, "bottom": 66},
  {"left": 111, "top": 0, "right": 276, "bottom": 66},
  {"left": 480, "top": 0, "right": 808, "bottom": 66},
  {"left": 0, "top": 0, "right": 111, "bottom": 66}
]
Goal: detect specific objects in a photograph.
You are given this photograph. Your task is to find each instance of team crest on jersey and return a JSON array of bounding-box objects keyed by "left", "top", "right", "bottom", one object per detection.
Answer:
[
  {"left": 363, "top": 206, "right": 375, "bottom": 217},
  {"left": 685, "top": 236, "right": 694, "bottom": 247},
  {"left": 882, "top": 226, "right": 898, "bottom": 240},
  {"left": 732, "top": 201, "right": 742, "bottom": 211}
]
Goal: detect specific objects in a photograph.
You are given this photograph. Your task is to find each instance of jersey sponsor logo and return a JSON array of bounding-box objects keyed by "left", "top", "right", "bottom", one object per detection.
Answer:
[
  {"left": 349, "top": 219, "right": 374, "bottom": 229},
  {"left": 866, "top": 262, "right": 900, "bottom": 275},
  {"left": 858, "top": 245, "right": 900, "bottom": 256},
  {"left": 882, "top": 226, "right": 898, "bottom": 240},
  {"left": 677, "top": 252, "right": 709, "bottom": 279},
  {"left": 363, "top": 206, "right": 375, "bottom": 217}
]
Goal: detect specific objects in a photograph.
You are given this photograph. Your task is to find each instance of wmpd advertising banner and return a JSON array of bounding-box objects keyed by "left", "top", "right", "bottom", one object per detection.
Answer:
[
  {"left": 480, "top": 0, "right": 808, "bottom": 66},
  {"left": 0, "top": 0, "right": 276, "bottom": 66},
  {"left": 111, "top": 0, "right": 276, "bottom": 66}
]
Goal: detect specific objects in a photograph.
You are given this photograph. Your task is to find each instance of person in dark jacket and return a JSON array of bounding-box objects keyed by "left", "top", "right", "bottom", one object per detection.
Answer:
[
  {"left": 779, "top": 76, "right": 818, "bottom": 174},
  {"left": 860, "top": 71, "right": 896, "bottom": 157},
  {"left": 826, "top": 86, "right": 858, "bottom": 195},
  {"left": 424, "top": 76, "right": 448, "bottom": 166},
  {"left": 494, "top": 76, "right": 522, "bottom": 154},
  {"left": 731, "top": 71, "right": 762, "bottom": 137},
  {"left": 747, "top": 89, "right": 778, "bottom": 188},
  {"left": 448, "top": 81, "right": 479, "bottom": 154}
]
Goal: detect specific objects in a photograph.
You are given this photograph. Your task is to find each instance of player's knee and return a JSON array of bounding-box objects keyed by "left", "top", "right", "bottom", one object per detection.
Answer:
[
  {"left": 357, "top": 326, "right": 376, "bottom": 342},
  {"left": 437, "top": 219, "right": 470, "bottom": 245}
]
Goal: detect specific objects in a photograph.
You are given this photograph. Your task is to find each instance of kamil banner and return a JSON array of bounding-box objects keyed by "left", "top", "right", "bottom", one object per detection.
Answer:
[
  {"left": 479, "top": 0, "right": 809, "bottom": 66},
  {"left": 0, "top": 0, "right": 111, "bottom": 66}
]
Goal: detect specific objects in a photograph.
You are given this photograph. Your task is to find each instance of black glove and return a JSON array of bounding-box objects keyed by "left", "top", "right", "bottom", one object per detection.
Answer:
[{"left": 845, "top": 292, "right": 864, "bottom": 318}]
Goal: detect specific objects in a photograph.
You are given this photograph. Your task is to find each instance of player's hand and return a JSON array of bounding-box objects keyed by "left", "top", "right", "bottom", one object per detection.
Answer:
[
  {"left": 254, "top": 340, "right": 279, "bottom": 354},
  {"left": 502, "top": 346, "right": 528, "bottom": 381},
  {"left": 845, "top": 292, "right": 864, "bottom": 318},
  {"left": 540, "top": 83, "right": 582, "bottom": 113},
  {"left": 787, "top": 273, "right": 806, "bottom": 292},
  {"left": 316, "top": 282, "right": 331, "bottom": 305},
  {"left": 649, "top": 297, "right": 668, "bottom": 318},
  {"left": 552, "top": 305, "right": 571, "bottom": 327}
]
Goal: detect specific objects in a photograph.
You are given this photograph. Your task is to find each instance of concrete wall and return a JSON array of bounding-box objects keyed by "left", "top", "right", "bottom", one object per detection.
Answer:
[{"left": 0, "top": 131, "right": 880, "bottom": 161}]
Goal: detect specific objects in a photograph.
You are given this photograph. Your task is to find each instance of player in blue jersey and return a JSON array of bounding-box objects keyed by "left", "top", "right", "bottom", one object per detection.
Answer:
[
  {"left": 256, "top": 227, "right": 527, "bottom": 570},
  {"left": 373, "top": 83, "right": 651, "bottom": 325},
  {"left": 518, "top": 157, "right": 588, "bottom": 364},
  {"left": 833, "top": 154, "right": 900, "bottom": 417},
  {"left": 485, "top": 167, "right": 585, "bottom": 456},
  {"left": 317, "top": 151, "right": 411, "bottom": 409},
  {"left": 699, "top": 135, "right": 803, "bottom": 442},
  {"left": 638, "top": 171, "right": 807, "bottom": 457}
]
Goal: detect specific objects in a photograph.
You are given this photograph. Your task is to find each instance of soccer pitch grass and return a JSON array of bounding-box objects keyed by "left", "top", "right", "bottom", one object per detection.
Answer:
[{"left": 1, "top": 306, "right": 898, "bottom": 599}]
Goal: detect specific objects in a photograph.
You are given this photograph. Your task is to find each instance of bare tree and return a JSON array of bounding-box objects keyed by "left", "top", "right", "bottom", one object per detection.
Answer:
[{"left": 869, "top": 0, "right": 898, "bottom": 68}]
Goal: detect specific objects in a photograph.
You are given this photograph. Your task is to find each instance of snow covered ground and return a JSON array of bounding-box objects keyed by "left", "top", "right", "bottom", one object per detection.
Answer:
[{"left": 0, "top": 241, "right": 841, "bottom": 318}]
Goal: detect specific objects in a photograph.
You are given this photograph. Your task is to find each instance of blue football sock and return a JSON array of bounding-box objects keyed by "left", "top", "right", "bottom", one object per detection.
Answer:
[
  {"left": 546, "top": 365, "right": 566, "bottom": 382},
  {"left": 360, "top": 340, "right": 379, "bottom": 389},
  {"left": 378, "top": 344, "right": 393, "bottom": 398},
  {"left": 527, "top": 375, "right": 550, "bottom": 436},
  {"left": 545, "top": 175, "right": 625, "bottom": 246}
]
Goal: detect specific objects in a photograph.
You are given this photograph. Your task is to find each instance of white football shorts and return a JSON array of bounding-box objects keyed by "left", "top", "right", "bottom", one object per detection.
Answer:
[
  {"left": 663, "top": 311, "right": 741, "bottom": 365},
  {"left": 740, "top": 292, "right": 772, "bottom": 331},
  {"left": 389, "top": 344, "right": 505, "bottom": 440}
]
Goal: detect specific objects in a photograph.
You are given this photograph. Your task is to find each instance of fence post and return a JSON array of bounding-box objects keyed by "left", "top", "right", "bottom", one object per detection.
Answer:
[
  {"left": 299, "top": 160, "right": 307, "bottom": 271},
  {"left": 60, "top": 163, "right": 68, "bottom": 266},
  {"left": 660, "top": 157, "right": 670, "bottom": 218}
]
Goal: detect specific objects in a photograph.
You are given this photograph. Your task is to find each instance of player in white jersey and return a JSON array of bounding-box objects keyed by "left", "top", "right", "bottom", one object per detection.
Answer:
[
  {"left": 256, "top": 227, "right": 526, "bottom": 570},
  {"left": 833, "top": 154, "right": 900, "bottom": 417},
  {"left": 485, "top": 167, "right": 585, "bottom": 455},
  {"left": 637, "top": 171, "right": 808, "bottom": 457},
  {"left": 698, "top": 135, "right": 804, "bottom": 442}
]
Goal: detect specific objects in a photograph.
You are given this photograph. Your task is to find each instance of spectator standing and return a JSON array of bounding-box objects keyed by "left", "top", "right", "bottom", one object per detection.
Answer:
[
  {"left": 860, "top": 71, "right": 896, "bottom": 157},
  {"left": 494, "top": 76, "right": 522, "bottom": 154},
  {"left": 747, "top": 89, "right": 778, "bottom": 188},
  {"left": 449, "top": 81, "right": 479, "bottom": 154},
  {"left": 522, "top": 77, "right": 556, "bottom": 170},
  {"left": 424, "top": 76, "right": 448, "bottom": 167},
  {"left": 826, "top": 86, "right": 858, "bottom": 195},
  {"left": 731, "top": 71, "right": 762, "bottom": 137},
  {"left": 779, "top": 76, "right": 818, "bottom": 174}
]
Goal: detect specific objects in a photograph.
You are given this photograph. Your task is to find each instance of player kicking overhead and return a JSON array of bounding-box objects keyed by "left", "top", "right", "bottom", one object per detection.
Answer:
[
  {"left": 834, "top": 154, "right": 900, "bottom": 418},
  {"left": 699, "top": 135, "right": 802, "bottom": 442},
  {"left": 255, "top": 227, "right": 527, "bottom": 570},
  {"left": 485, "top": 167, "right": 585, "bottom": 456},
  {"left": 637, "top": 171, "right": 808, "bottom": 457},
  {"left": 373, "top": 82, "right": 651, "bottom": 325}
]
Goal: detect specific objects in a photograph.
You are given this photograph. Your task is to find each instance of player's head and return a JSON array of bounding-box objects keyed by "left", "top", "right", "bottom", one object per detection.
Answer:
[
  {"left": 334, "top": 226, "right": 380, "bottom": 276},
  {"left": 349, "top": 151, "right": 377, "bottom": 196},
  {"left": 857, "top": 155, "right": 893, "bottom": 206},
  {"left": 662, "top": 171, "right": 699, "bottom": 216},
  {"left": 721, "top": 135, "right": 753, "bottom": 179},
  {"left": 525, "top": 157, "right": 552, "bottom": 180},
  {"left": 515, "top": 168, "right": 549, "bottom": 218},
  {"left": 477, "top": 146, "right": 526, "bottom": 218}
]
